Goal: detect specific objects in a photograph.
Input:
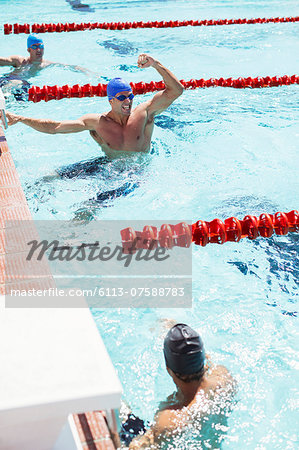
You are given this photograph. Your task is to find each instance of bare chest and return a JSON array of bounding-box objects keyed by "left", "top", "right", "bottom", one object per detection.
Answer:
[{"left": 96, "top": 110, "right": 152, "bottom": 152}]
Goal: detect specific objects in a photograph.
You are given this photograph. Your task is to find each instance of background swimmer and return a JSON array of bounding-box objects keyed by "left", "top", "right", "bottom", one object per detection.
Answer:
[
  {"left": 0, "top": 34, "right": 94, "bottom": 100},
  {"left": 0, "top": 34, "right": 46, "bottom": 74},
  {"left": 66, "top": 0, "right": 95, "bottom": 12}
]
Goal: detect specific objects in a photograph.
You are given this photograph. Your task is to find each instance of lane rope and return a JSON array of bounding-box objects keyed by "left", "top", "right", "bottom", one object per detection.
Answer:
[
  {"left": 4, "top": 16, "right": 299, "bottom": 34},
  {"left": 120, "top": 211, "right": 299, "bottom": 252},
  {"left": 28, "top": 75, "right": 299, "bottom": 102}
]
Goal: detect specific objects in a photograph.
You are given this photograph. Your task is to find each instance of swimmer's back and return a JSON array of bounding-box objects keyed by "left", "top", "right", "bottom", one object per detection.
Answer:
[{"left": 156, "top": 365, "right": 235, "bottom": 434}]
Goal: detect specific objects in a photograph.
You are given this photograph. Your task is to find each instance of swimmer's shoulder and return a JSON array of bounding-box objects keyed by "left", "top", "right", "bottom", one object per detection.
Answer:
[
  {"left": 40, "top": 60, "right": 54, "bottom": 68},
  {"left": 129, "top": 102, "right": 153, "bottom": 125},
  {"left": 133, "top": 101, "right": 149, "bottom": 113},
  {"left": 82, "top": 113, "right": 110, "bottom": 137},
  {"left": 98, "top": 112, "right": 125, "bottom": 127},
  {"left": 9, "top": 55, "right": 26, "bottom": 67},
  {"left": 158, "top": 392, "right": 178, "bottom": 411},
  {"left": 132, "top": 100, "right": 155, "bottom": 123},
  {"left": 96, "top": 112, "right": 116, "bottom": 130},
  {"left": 154, "top": 407, "right": 181, "bottom": 435},
  {"left": 156, "top": 392, "right": 183, "bottom": 430},
  {"left": 79, "top": 112, "right": 104, "bottom": 123},
  {"left": 99, "top": 112, "right": 111, "bottom": 121},
  {"left": 206, "top": 365, "right": 236, "bottom": 393}
]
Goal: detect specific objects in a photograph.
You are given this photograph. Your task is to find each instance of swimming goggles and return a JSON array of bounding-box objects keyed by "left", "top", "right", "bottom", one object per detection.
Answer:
[
  {"left": 30, "top": 43, "right": 44, "bottom": 50},
  {"left": 115, "top": 93, "right": 134, "bottom": 101}
]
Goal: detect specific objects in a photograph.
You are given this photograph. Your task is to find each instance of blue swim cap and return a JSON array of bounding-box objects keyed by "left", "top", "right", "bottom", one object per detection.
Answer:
[
  {"left": 164, "top": 324, "right": 205, "bottom": 375},
  {"left": 27, "top": 34, "right": 43, "bottom": 49},
  {"left": 107, "top": 77, "right": 132, "bottom": 101}
]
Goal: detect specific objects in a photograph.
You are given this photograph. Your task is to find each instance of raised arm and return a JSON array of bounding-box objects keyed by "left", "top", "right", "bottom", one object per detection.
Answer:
[
  {"left": 137, "top": 54, "right": 184, "bottom": 118},
  {"left": 0, "top": 55, "right": 24, "bottom": 68},
  {"left": 5, "top": 112, "right": 98, "bottom": 134}
]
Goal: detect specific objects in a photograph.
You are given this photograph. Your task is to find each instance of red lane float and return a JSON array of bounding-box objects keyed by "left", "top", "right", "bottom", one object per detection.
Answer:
[
  {"left": 4, "top": 16, "right": 299, "bottom": 34},
  {"left": 28, "top": 75, "right": 299, "bottom": 102},
  {"left": 120, "top": 211, "right": 299, "bottom": 252}
]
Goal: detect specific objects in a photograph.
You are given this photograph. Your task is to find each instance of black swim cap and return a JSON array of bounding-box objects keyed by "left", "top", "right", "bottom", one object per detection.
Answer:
[{"left": 163, "top": 323, "right": 205, "bottom": 375}]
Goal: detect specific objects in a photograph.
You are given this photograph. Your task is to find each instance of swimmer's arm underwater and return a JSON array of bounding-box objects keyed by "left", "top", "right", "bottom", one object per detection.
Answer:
[
  {"left": 5, "top": 111, "right": 99, "bottom": 134},
  {"left": 137, "top": 53, "right": 184, "bottom": 118},
  {"left": 46, "top": 61, "right": 98, "bottom": 76},
  {"left": 128, "top": 429, "right": 155, "bottom": 449},
  {"left": 0, "top": 55, "right": 24, "bottom": 68}
]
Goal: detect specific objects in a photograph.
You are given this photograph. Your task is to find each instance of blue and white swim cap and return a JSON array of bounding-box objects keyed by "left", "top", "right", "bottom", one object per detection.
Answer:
[
  {"left": 107, "top": 77, "right": 132, "bottom": 100},
  {"left": 27, "top": 34, "right": 44, "bottom": 49}
]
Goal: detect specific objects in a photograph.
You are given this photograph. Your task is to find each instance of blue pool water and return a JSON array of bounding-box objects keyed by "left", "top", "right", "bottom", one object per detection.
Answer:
[{"left": 1, "top": 0, "right": 299, "bottom": 448}]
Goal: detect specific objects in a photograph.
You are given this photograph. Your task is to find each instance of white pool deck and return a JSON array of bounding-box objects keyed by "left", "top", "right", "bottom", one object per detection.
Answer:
[
  {"left": 0, "top": 122, "right": 122, "bottom": 449},
  {"left": 0, "top": 296, "right": 122, "bottom": 450}
]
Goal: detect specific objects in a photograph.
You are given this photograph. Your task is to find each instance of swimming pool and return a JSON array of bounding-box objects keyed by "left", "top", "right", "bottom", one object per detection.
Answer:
[{"left": 1, "top": 0, "right": 299, "bottom": 447}]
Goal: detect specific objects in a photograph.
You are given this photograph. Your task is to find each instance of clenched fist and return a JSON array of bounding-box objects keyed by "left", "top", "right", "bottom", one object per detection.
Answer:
[{"left": 137, "top": 53, "right": 158, "bottom": 69}]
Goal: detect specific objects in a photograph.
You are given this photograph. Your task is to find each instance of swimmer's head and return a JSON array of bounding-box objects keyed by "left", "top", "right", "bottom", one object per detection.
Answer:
[
  {"left": 164, "top": 323, "right": 205, "bottom": 379},
  {"left": 27, "top": 34, "right": 44, "bottom": 60},
  {"left": 107, "top": 77, "right": 132, "bottom": 100},
  {"left": 107, "top": 78, "right": 134, "bottom": 116},
  {"left": 27, "top": 34, "right": 44, "bottom": 50}
]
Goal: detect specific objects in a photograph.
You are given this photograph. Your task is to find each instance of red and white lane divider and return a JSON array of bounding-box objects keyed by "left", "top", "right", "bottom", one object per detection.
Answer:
[
  {"left": 120, "top": 210, "right": 299, "bottom": 252},
  {"left": 28, "top": 75, "right": 299, "bottom": 102},
  {"left": 4, "top": 16, "right": 299, "bottom": 34}
]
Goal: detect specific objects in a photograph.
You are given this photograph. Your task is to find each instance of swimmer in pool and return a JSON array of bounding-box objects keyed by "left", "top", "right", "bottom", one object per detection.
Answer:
[
  {"left": 5, "top": 53, "right": 183, "bottom": 159},
  {"left": 0, "top": 34, "right": 46, "bottom": 100},
  {"left": 3, "top": 54, "right": 182, "bottom": 208},
  {"left": 126, "top": 323, "right": 236, "bottom": 449},
  {"left": 0, "top": 34, "right": 93, "bottom": 100},
  {"left": 0, "top": 34, "right": 47, "bottom": 74}
]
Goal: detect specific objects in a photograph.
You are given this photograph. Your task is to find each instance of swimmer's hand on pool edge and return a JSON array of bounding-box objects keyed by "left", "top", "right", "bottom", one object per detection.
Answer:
[
  {"left": 4, "top": 111, "right": 36, "bottom": 128},
  {"left": 4, "top": 111, "right": 23, "bottom": 127}
]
